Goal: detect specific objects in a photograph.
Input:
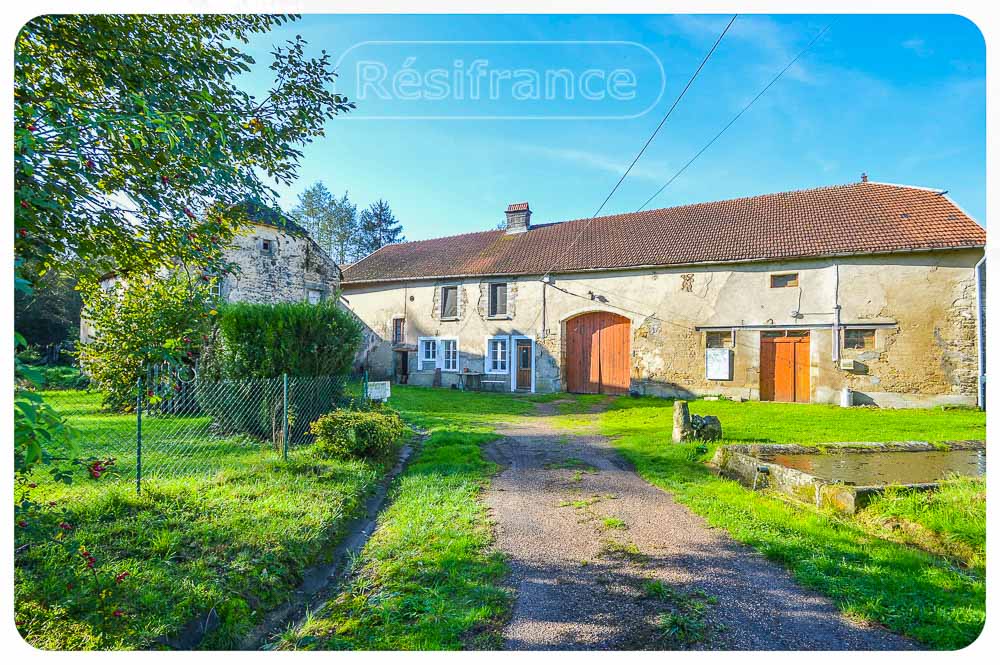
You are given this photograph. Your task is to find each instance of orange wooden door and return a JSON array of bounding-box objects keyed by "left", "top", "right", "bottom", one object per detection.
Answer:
[
  {"left": 760, "top": 334, "right": 810, "bottom": 402},
  {"left": 792, "top": 336, "right": 810, "bottom": 403},
  {"left": 599, "top": 313, "right": 631, "bottom": 395},
  {"left": 565, "top": 312, "right": 631, "bottom": 394}
]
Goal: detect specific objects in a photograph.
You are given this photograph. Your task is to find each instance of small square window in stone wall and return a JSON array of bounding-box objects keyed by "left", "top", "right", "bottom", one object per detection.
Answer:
[
  {"left": 706, "top": 331, "right": 733, "bottom": 348},
  {"left": 770, "top": 273, "right": 798, "bottom": 288},
  {"left": 844, "top": 329, "right": 875, "bottom": 350}
]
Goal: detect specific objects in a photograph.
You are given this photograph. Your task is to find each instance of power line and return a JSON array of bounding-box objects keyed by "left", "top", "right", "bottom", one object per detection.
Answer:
[
  {"left": 637, "top": 21, "right": 836, "bottom": 212},
  {"left": 592, "top": 15, "right": 738, "bottom": 218}
]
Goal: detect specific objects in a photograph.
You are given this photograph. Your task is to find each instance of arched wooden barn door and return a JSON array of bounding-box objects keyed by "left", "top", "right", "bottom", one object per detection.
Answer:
[{"left": 565, "top": 311, "right": 631, "bottom": 395}]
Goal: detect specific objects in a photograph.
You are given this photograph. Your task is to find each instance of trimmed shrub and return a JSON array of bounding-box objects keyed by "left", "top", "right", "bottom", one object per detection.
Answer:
[
  {"left": 203, "top": 300, "right": 361, "bottom": 379},
  {"left": 309, "top": 409, "right": 405, "bottom": 460},
  {"left": 196, "top": 300, "right": 362, "bottom": 442}
]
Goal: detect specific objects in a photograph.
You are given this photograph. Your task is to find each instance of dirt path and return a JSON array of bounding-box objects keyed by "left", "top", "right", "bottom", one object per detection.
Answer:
[{"left": 483, "top": 402, "right": 914, "bottom": 651}]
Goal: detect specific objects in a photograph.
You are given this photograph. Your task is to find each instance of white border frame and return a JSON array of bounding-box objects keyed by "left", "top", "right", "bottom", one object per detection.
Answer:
[{"left": 511, "top": 335, "right": 536, "bottom": 393}]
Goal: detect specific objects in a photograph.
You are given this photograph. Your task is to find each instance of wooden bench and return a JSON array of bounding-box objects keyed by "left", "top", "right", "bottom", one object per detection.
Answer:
[{"left": 481, "top": 379, "right": 507, "bottom": 392}]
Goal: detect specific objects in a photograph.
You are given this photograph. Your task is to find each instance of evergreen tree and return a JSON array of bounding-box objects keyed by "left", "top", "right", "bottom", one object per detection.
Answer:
[
  {"left": 355, "top": 200, "right": 405, "bottom": 258},
  {"left": 291, "top": 182, "right": 358, "bottom": 264},
  {"left": 331, "top": 191, "right": 359, "bottom": 264}
]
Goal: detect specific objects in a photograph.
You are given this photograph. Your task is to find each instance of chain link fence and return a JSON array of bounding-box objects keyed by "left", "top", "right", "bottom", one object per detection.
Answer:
[{"left": 44, "top": 369, "right": 365, "bottom": 492}]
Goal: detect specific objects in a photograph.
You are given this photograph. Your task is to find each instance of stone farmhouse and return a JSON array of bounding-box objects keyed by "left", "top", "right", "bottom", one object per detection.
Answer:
[
  {"left": 340, "top": 181, "right": 986, "bottom": 408},
  {"left": 80, "top": 211, "right": 341, "bottom": 344}
]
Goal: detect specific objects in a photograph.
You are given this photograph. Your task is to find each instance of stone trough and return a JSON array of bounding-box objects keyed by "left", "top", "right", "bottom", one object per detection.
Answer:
[{"left": 712, "top": 440, "right": 986, "bottom": 513}]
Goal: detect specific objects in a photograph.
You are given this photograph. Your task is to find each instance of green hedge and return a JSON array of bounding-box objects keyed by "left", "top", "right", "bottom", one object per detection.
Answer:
[
  {"left": 203, "top": 300, "right": 361, "bottom": 379},
  {"left": 195, "top": 300, "right": 362, "bottom": 443}
]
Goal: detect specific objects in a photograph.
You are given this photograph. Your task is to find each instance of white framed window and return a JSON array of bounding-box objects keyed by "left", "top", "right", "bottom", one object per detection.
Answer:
[
  {"left": 418, "top": 337, "right": 437, "bottom": 370},
  {"left": 441, "top": 339, "right": 459, "bottom": 372},
  {"left": 488, "top": 283, "right": 508, "bottom": 318},
  {"left": 417, "top": 336, "right": 460, "bottom": 372},
  {"left": 486, "top": 336, "right": 509, "bottom": 374},
  {"left": 260, "top": 238, "right": 274, "bottom": 255}
]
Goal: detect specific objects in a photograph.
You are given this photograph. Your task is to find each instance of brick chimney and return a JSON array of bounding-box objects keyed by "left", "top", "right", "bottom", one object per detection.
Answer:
[{"left": 504, "top": 202, "right": 531, "bottom": 234}]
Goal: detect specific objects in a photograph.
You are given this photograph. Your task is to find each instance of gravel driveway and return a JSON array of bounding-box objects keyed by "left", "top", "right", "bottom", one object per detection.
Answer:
[{"left": 483, "top": 401, "right": 915, "bottom": 651}]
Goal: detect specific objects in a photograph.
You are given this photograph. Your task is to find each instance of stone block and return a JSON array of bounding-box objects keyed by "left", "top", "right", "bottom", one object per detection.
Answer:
[{"left": 672, "top": 400, "right": 694, "bottom": 443}]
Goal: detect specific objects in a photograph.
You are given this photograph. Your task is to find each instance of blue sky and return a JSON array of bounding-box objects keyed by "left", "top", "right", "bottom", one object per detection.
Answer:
[{"left": 239, "top": 14, "right": 985, "bottom": 241}]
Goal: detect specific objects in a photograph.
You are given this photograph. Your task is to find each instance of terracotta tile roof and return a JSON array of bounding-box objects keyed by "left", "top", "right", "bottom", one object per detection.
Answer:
[
  {"left": 506, "top": 202, "right": 530, "bottom": 212},
  {"left": 342, "top": 183, "right": 985, "bottom": 285}
]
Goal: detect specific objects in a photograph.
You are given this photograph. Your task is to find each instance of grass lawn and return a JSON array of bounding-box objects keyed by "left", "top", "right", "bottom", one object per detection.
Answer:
[
  {"left": 595, "top": 396, "right": 986, "bottom": 649},
  {"left": 15, "top": 390, "right": 396, "bottom": 649},
  {"left": 279, "top": 386, "right": 530, "bottom": 650}
]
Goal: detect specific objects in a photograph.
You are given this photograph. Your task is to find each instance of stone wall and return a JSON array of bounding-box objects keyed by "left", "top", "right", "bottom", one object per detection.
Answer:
[
  {"left": 221, "top": 224, "right": 340, "bottom": 304},
  {"left": 82, "top": 224, "right": 341, "bottom": 345},
  {"left": 342, "top": 248, "right": 983, "bottom": 406}
]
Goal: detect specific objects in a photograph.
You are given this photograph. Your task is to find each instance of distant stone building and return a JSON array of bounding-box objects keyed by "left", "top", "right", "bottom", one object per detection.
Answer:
[
  {"left": 340, "top": 181, "right": 986, "bottom": 409},
  {"left": 80, "top": 213, "right": 341, "bottom": 344}
]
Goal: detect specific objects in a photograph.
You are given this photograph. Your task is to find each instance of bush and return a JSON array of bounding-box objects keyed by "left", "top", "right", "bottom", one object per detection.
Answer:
[
  {"left": 204, "top": 300, "right": 361, "bottom": 379},
  {"left": 310, "top": 409, "right": 405, "bottom": 460},
  {"left": 42, "top": 365, "right": 89, "bottom": 390},
  {"left": 196, "top": 301, "right": 361, "bottom": 442},
  {"left": 78, "top": 273, "right": 213, "bottom": 411}
]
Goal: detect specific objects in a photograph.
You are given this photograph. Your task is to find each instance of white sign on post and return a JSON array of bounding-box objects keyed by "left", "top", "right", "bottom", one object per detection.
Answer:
[
  {"left": 367, "top": 381, "right": 391, "bottom": 402},
  {"left": 705, "top": 348, "right": 733, "bottom": 381}
]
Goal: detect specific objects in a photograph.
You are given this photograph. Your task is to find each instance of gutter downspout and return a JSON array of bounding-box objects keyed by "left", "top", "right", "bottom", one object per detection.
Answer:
[
  {"left": 832, "top": 263, "right": 841, "bottom": 363},
  {"left": 975, "top": 254, "right": 986, "bottom": 409}
]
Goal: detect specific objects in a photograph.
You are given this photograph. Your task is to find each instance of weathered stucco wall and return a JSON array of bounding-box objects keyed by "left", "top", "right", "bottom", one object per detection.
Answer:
[{"left": 342, "top": 249, "right": 982, "bottom": 407}]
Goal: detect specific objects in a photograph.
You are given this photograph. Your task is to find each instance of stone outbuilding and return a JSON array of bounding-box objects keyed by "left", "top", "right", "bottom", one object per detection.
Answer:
[
  {"left": 80, "top": 210, "right": 341, "bottom": 344},
  {"left": 340, "top": 181, "right": 986, "bottom": 409}
]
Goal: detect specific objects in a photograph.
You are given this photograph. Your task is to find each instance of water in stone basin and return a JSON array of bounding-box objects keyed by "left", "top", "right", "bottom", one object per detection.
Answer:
[{"left": 765, "top": 449, "right": 986, "bottom": 486}]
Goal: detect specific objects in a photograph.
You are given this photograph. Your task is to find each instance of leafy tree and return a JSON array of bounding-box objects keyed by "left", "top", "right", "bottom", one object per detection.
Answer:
[
  {"left": 14, "top": 267, "right": 83, "bottom": 350},
  {"left": 77, "top": 273, "right": 216, "bottom": 412},
  {"left": 14, "top": 14, "right": 354, "bottom": 282},
  {"left": 13, "top": 13, "right": 353, "bottom": 465},
  {"left": 356, "top": 199, "right": 405, "bottom": 257},
  {"left": 291, "top": 182, "right": 358, "bottom": 264}
]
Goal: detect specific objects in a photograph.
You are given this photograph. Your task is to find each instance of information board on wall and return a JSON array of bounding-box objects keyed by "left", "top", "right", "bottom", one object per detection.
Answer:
[{"left": 705, "top": 348, "right": 733, "bottom": 381}]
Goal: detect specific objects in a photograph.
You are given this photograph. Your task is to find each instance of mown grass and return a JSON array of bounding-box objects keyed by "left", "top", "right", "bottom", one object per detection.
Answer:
[
  {"left": 15, "top": 391, "right": 395, "bottom": 650},
  {"left": 605, "top": 396, "right": 986, "bottom": 445},
  {"left": 598, "top": 396, "right": 986, "bottom": 649},
  {"left": 281, "top": 385, "right": 518, "bottom": 650}
]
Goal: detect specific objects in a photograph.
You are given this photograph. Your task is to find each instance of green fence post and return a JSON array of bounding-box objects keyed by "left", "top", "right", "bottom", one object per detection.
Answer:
[
  {"left": 136, "top": 377, "right": 143, "bottom": 495},
  {"left": 282, "top": 373, "right": 289, "bottom": 461}
]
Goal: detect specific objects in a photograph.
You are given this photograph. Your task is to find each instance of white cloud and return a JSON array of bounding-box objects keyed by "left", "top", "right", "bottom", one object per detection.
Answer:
[
  {"left": 662, "top": 14, "right": 818, "bottom": 84},
  {"left": 513, "top": 144, "right": 671, "bottom": 182},
  {"left": 902, "top": 38, "right": 931, "bottom": 57}
]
